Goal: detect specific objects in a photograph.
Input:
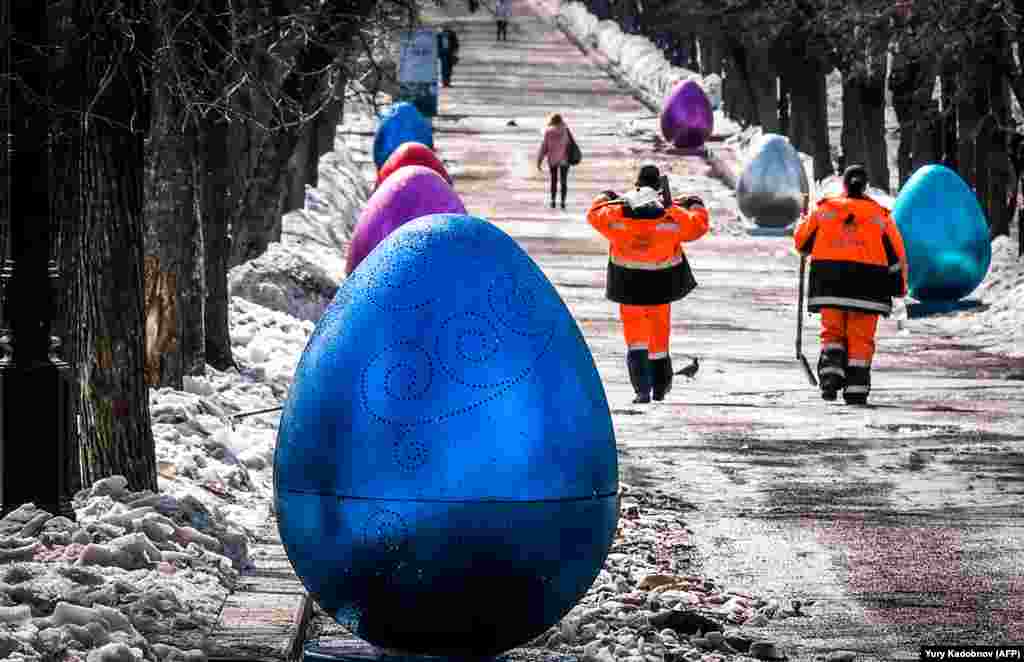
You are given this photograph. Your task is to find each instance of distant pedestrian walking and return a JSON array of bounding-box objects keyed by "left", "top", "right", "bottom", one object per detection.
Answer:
[
  {"left": 586, "top": 164, "right": 710, "bottom": 403},
  {"left": 794, "top": 164, "right": 909, "bottom": 405},
  {"left": 495, "top": 0, "right": 511, "bottom": 41},
  {"left": 437, "top": 25, "right": 460, "bottom": 87},
  {"left": 536, "top": 113, "right": 574, "bottom": 209}
]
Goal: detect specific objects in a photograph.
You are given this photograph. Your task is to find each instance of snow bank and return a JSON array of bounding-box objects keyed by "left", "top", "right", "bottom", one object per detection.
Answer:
[
  {"left": 558, "top": 6, "right": 714, "bottom": 109},
  {"left": 902, "top": 234, "right": 1024, "bottom": 357},
  {"left": 229, "top": 130, "right": 370, "bottom": 321}
]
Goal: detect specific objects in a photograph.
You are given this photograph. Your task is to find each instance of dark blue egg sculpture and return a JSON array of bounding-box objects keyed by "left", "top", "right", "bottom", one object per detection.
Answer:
[
  {"left": 373, "top": 102, "right": 435, "bottom": 170},
  {"left": 892, "top": 164, "right": 992, "bottom": 302},
  {"left": 275, "top": 214, "right": 619, "bottom": 658}
]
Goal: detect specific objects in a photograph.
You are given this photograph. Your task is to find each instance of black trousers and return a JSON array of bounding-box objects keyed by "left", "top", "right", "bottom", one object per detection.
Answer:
[
  {"left": 497, "top": 20, "right": 508, "bottom": 40},
  {"left": 549, "top": 164, "right": 569, "bottom": 202},
  {"left": 439, "top": 55, "right": 454, "bottom": 85}
]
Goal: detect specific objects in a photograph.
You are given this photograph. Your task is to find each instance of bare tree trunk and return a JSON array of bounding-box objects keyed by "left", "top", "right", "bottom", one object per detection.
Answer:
[
  {"left": 890, "top": 54, "right": 917, "bottom": 188},
  {"left": 747, "top": 49, "right": 779, "bottom": 134},
  {"left": 144, "top": 37, "right": 206, "bottom": 389},
  {"left": 201, "top": 118, "right": 236, "bottom": 371},
  {"left": 230, "top": 129, "right": 296, "bottom": 266},
  {"left": 972, "top": 54, "right": 1015, "bottom": 237},
  {"left": 723, "top": 43, "right": 758, "bottom": 127},
  {"left": 73, "top": 0, "right": 157, "bottom": 492},
  {"left": 778, "top": 73, "right": 790, "bottom": 138},
  {"left": 839, "top": 27, "right": 890, "bottom": 191},
  {"left": 699, "top": 36, "right": 723, "bottom": 76},
  {"left": 787, "top": 56, "right": 834, "bottom": 180}
]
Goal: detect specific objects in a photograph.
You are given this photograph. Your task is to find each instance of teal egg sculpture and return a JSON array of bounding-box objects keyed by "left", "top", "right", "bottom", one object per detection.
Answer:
[
  {"left": 892, "top": 164, "right": 991, "bottom": 302},
  {"left": 275, "top": 214, "right": 619, "bottom": 658}
]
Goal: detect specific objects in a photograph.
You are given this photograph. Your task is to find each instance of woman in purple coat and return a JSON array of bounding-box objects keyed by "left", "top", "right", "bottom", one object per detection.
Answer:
[{"left": 536, "top": 113, "right": 572, "bottom": 210}]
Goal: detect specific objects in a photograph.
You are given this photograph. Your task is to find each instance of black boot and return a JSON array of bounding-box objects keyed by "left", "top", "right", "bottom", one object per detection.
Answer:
[
  {"left": 626, "top": 350, "right": 652, "bottom": 404},
  {"left": 843, "top": 364, "right": 871, "bottom": 405},
  {"left": 650, "top": 356, "right": 673, "bottom": 401},
  {"left": 818, "top": 345, "right": 847, "bottom": 402}
]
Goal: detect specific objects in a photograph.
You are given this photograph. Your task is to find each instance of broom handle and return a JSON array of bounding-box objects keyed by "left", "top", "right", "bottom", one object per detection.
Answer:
[{"left": 797, "top": 255, "right": 806, "bottom": 360}]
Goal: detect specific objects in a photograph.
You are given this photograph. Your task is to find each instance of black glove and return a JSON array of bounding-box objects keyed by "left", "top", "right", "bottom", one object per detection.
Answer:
[
  {"left": 679, "top": 195, "right": 704, "bottom": 209},
  {"left": 600, "top": 190, "right": 619, "bottom": 201}
]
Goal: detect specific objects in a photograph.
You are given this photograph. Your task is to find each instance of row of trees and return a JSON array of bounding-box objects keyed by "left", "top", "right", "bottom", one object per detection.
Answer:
[
  {"left": 4, "top": 0, "right": 412, "bottom": 497},
  {"left": 586, "top": 0, "right": 1024, "bottom": 251}
]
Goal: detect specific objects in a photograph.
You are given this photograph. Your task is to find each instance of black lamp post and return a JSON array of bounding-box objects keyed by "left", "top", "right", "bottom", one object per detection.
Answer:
[{"left": 1, "top": 1, "right": 79, "bottom": 518}]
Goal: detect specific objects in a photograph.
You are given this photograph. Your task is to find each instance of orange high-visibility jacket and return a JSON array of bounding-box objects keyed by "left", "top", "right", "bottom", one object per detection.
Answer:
[
  {"left": 587, "top": 193, "right": 709, "bottom": 305},
  {"left": 794, "top": 194, "right": 908, "bottom": 316}
]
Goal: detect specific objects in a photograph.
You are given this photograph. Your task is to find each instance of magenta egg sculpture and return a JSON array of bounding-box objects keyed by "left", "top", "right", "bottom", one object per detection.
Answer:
[
  {"left": 660, "top": 80, "right": 714, "bottom": 149},
  {"left": 345, "top": 165, "right": 467, "bottom": 275}
]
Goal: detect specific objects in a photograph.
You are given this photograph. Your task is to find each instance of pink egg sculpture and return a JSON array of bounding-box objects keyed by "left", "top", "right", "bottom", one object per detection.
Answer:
[
  {"left": 345, "top": 165, "right": 467, "bottom": 275},
  {"left": 376, "top": 142, "right": 452, "bottom": 189},
  {"left": 659, "top": 80, "right": 714, "bottom": 150}
]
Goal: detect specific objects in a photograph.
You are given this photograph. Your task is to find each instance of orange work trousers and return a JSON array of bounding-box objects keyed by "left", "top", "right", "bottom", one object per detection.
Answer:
[
  {"left": 620, "top": 304, "right": 671, "bottom": 358},
  {"left": 821, "top": 308, "right": 879, "bottom": 366}
]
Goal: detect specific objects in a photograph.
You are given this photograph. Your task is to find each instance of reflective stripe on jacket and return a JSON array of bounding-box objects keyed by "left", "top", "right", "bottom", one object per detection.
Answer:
[
  {"left": 587, "top": 194, "right": 709, "bottom": 305},
  {"left": 793, "top": 195, "right": 908, "bottom": 316}
]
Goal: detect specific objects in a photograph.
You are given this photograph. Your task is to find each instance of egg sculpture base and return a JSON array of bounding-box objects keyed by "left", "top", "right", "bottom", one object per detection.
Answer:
[
  {"left": 304, "top": 640, "right": 580, "bottom": 662},
  {"left": 906, "top": 298, "right": 984, "bottom": 319},
  {"left": 276, "top": 214, "right": 619, "bottom": 659}
]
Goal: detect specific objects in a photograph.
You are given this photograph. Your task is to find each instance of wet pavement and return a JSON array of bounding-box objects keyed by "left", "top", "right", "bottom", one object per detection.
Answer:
[{"left": 344, "top": 1, "right": 1024, "bottom": 658}]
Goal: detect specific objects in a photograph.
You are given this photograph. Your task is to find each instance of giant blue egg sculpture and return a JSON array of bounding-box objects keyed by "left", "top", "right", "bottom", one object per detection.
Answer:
[
  {"left": 275, "top": 214, "right": 619, "bottom": 658},
  {"left": 892, "top": 164, "right": 991, "bottom": 302},
  {"left": 373, "top": 102, "right": 434, "bottom": 170},
  {"left": 736, "top": 133, "right": 809, "bottom": 227}
]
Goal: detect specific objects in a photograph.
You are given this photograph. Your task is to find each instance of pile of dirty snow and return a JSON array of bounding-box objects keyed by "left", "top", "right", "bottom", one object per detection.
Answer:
[
  {"left": 902, "top": 235, "right": 1024, "bottom": 357},
  {"left": 525, "top": 484, "right": 799, "bottom": 662}
]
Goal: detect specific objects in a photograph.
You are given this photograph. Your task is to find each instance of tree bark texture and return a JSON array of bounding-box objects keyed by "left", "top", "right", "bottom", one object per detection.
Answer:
[
  {"left": 839, "top": 26, "right": 890, "bottom": 191},
  {"left": 890, "top": 50, "right": 940, "bottom": 187},
  {"left": 143, "top": 42, "right": 206, "bottom": 389},
  {"left": 698, "top": 36, "right": 724, "bottom": 76},
  {"left": 200, "top": 119, "right": 237, "bottom": 372},
  {"left": 284, "top": 65, "right": 347, "bottom": 213},
  {"left": 228, "top": 28, "right": 339, "bottom": 267},
  {"left": 746, "top": 49, "right": 779, "bottom": 134},
  {"left": 722, "top": 44, "right": 757, "bottom": 127},
  {"left": 960, "top": 53, "right": 1014, "bottom": 237},
  {"left": 72, "top": 0, "right": 157, "bottom": 492},
  {"left": 786, "top": 56, "right": 834, "bottom": 181},
  {"left": 778, "top": 74, "right": 790, "bottom": 138}
]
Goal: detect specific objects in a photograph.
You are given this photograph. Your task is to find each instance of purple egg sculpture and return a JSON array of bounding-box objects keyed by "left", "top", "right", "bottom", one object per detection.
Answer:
[
  {"left": 345, "top": 165, "right": 466, "bottom": 275},
  {"left": 660, "top": 80, "right": 714, "bottom": 149}
]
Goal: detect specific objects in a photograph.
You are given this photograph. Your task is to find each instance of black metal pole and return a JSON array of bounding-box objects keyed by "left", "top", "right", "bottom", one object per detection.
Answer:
[{"left": 1, "top": 1, "right": 78, "bottom": 518}]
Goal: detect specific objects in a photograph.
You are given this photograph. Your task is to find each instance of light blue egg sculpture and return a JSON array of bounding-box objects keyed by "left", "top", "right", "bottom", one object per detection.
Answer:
[
  {"left": 736, "top": 133, "right": 809, "bottom": 227},
  {"left": 892, "top": 164, "right": 991, "bottom": 302},
  {"left": 373, "top": 102, "right": 434, "bottom": 170},
  {"left": 275, "top": 214, "right": 619, "bottom": 658}
]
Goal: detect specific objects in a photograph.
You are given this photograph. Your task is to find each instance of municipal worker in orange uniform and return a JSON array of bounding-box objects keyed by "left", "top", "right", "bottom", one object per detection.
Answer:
[
  {"left": 587, "top": 164, "right": 710, "bottom": 403},
  {"left": 794, "top": 165, "right": 908, "bottom": 405}
]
